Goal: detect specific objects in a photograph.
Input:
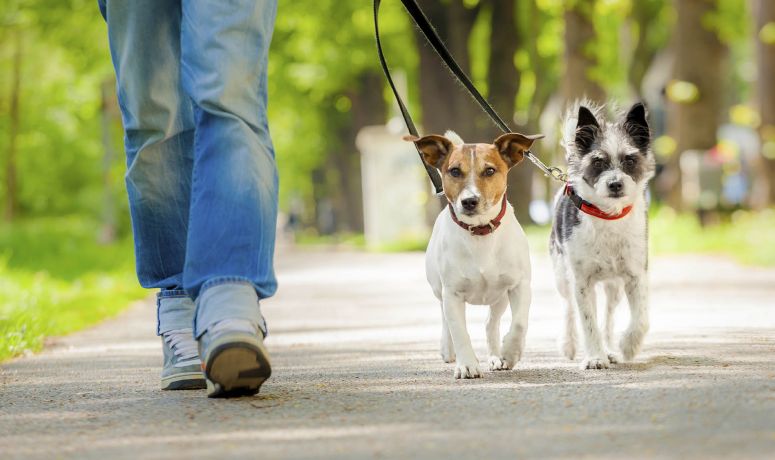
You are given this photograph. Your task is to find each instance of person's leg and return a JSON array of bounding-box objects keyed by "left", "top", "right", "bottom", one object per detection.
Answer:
[
  {"left": 180, "top": 0, "right": 278, "bottom": 397},
  {"left": 99, "top": 0, "right": 203, "bottom": 389}
]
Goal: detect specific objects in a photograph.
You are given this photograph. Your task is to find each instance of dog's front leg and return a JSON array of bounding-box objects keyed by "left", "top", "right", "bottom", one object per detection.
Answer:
[
  {"left": 500, "top": 280, "right": 531, "bottom": 370},
  {"left": 575, "top": 281, "right": 611, "bottom": 369},
  {"left": 620, "top": 273, "right": 649, "bottom": 361},
  {"left": 486, "top": 296, "right": 509, "bottom": 370},
  {"left": 439, "top": 302, "right": 455, "bottom": 363},
  {"left": 442, "top": 291, "right": 481, "bottom": 379}
]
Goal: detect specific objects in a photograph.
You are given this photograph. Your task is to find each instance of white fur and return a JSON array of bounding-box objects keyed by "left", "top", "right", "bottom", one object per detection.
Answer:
[
  {"left": 427, "top": 186, "right": 532, "bottom": 379},
  {"left": 552, "top": 193, "right": 649, "bottom": 368},
  {"left": 552, "top": 101, "right": 654, "bottom": 369},
  {"left": 444, "top": 130, "right": 465, "bottom": 146}
]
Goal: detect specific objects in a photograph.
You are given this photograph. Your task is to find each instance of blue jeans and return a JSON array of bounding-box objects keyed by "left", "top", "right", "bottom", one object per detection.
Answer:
[{"left": 99, "top": 0, "right": 278, "bottom": 338}]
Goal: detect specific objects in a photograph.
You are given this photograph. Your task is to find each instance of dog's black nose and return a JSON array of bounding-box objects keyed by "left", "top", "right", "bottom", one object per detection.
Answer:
[
  {"left": 608, "top": 181, "right": 623, "bottom": 193},
  {"left": 461, "top": 197, "right": 479, "bottom": 211}
]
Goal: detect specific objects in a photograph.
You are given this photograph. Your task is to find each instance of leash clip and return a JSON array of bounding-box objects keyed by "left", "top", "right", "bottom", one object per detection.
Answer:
[{"left": 547, "top": 167, "right": 568, "bottom": 183}]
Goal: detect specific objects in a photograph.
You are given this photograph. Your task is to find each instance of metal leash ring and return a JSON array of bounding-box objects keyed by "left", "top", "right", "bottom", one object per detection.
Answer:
[{"left": 547, "top": 167, "right": 568, "bottom": 183}]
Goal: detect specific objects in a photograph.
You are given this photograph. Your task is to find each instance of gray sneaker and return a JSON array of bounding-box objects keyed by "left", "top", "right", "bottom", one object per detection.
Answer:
[
  {"left": 161, "top": 328, "right": 206, "bottom": 390},
  {"left": 198, "top": 319, "right": 271, "bottom": 398}
]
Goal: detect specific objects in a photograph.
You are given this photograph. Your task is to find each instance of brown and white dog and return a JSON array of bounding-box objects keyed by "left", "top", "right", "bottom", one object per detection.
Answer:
[{"left": 406, "top": 130, "right": 543, "bottom": 378}]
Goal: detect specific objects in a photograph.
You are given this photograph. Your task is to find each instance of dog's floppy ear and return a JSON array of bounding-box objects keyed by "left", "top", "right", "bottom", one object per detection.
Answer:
[
  {"left": 493, "top": 132, "right": 544, "bottom": 169},
  {"left": 575, "top": 105, "right": 600, "bottom": 155},
  {"left": 403, "top": 134, "right": 453, "bottom": 169},
  {"left": 623, "top": 102, "right": 650, "bottom": 151}
]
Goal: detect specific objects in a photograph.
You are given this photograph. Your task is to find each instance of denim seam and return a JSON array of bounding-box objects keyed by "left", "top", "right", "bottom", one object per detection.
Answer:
[
  {"left": 156, "top": 295, "right": 161, "bottom": 336},
  {"left": 157, "top": 289, "right": 189, "bottom": 299}
]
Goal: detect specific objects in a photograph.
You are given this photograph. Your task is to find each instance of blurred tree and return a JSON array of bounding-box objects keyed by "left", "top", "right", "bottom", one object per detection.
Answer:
[
  {"left": 5, "top": 27, "right": 22, "bottom": 222},
  {"left": 486, "top": 0, "right": 534, "bottom": 224},
  {"left": 330, "top": 70, "right": 387, "bottom": 232},
  {"left": 99, "top": 77, "right": 118, "bottom": 243},
  {"left": 414, "top": 0, "right": 486, "bottom": 142},
  {"left": 269, "top": 0, "right": 418, "bottom": 233},
  {"left": 628, "top": 0, "right": 669, "bottom": 97},
  {"left": 756, "top": 0, "right": 775, "bottom": 206},
  {"left": 563, "top": 0, "right": 605, "bottom": 103},
  {"left": 664, "top": 0, "right": 725, "bottom": 210}
]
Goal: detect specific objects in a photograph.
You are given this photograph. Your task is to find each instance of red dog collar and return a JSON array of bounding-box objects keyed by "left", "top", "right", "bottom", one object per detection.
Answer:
[
  {"left": 564, "top": 184, "right": 633, "bottom": 220},
  {"left": 448, "top": 194, "right": 508, "bottom": 236}
]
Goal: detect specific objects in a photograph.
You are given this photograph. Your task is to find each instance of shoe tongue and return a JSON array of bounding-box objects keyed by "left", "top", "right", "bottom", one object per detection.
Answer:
[{"left": 210, "top": 319, "right": 257, "bottom": 335}]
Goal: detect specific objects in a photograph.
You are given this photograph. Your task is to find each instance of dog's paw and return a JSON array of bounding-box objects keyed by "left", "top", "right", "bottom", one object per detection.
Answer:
[
  {"left": 440, "top": 349, "right": 456, "bottom": 363},
  {"left": 454, "top": 361, "right": 482, "bottom": 379},
  {"left": 619, "top": 330, "right": 644, "bottom": 361},
  {"left": 559, "top": 336, "right": 576, "bottom": 361},
  {"left": 581, "top": 356, "right": 611, "bottom": 370},
  {"left": 488, "top": 355, "right": 511, "bottom": 371}
]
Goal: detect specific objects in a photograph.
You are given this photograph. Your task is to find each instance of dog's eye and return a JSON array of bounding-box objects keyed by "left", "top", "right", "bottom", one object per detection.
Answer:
[
  {"left": 449, "top": 167, "right": 462, "bottom": 178},
  {"left": 593, "top": 159, "right": 605, "bottom": 170},
  {"left": 623, "top": 156, "right": 636, "bottom": 168},
  {"left": 483, "top": 167, "right": 496, "bottom": 177}
]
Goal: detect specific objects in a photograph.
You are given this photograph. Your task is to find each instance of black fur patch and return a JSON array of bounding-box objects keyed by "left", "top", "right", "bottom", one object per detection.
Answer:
[
  {"left": 550, "top": 194, "right": 581, "bottom": 251},
  {"left": 620, "top": 152, "right": 645, "bottom": 183},
  {"left": 575, "top": 106, "right": 600, "bottom": 155},
  {"left": 582, "top": 153, "right": 610, "bottom": 188},
  {"left": 623, "top": 103, "right": 650, "bottom": 152}
]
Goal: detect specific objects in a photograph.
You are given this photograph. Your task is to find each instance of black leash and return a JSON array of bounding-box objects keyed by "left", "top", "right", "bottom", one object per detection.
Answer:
[{"left": 373, "top": 0, "right": 567, "bottom": 195}]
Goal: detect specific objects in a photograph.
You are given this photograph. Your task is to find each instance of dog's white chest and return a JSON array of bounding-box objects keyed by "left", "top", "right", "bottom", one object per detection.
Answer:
[
  {"left": 443, "top": 256, "right": 516, "bottom": 305},
  {"left": 426, "top": 207, "right": 529, "bottom": 305},
  {"left": 573, "top": 210, "right": 647, "bottom": 277}
]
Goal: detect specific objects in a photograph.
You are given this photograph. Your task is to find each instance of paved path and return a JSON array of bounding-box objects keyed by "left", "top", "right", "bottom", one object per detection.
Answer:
[{"left": 1, "top": 250, "right": 774, "bottom": 459}]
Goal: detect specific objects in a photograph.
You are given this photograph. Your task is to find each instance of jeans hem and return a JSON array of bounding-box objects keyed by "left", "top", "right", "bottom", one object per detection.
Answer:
[
  {"left": 194, "top": 280, "right": 267, "bottom": 338},
  {"left": 199, "top": 277, "right": 254, "bottom": 295}
]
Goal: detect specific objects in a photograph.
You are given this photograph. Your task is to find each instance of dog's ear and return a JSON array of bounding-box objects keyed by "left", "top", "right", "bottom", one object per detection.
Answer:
[
  {"left": 575, "top": 106, "right": 600, "bottom": 155},
  {"left": 623, "top": 102, "right": 650, "bottom": 151},
  {"left": 493, "top": 133, "right": 544, "bottom": 169},
  {"left": 403, "top": 134, "right": 453, "bottom": 169}
]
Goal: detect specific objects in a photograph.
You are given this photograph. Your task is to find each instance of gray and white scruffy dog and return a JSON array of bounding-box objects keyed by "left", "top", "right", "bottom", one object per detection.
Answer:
[{"left": 550, "top": 100, "right": 656, "bottom": 369}]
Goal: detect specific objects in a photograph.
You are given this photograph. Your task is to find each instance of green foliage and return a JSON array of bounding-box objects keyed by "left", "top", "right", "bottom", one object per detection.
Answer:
[
  {"left": 524, "top": 208, "right": 775, "bottom": 267},
  {"left": 0, "top": 217, "right": 146, "bottom": 361},
  {"left": 0, "top": 0, "right": 762, "bottom": 222},
  {"left": 649, "top": 207, "right": 775, "bottom": 266},
  {"left": 0, "top": 0, "right": 121, "bottom": 219},
  {"left": 268, "top": 0, "right": 416, "bottom": 209}
]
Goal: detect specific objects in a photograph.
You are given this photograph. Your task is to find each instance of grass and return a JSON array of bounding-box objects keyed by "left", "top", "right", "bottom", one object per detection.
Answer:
[
  {"left": 526, "top": 207, "right": 775, "bottom": 267},
  {"left": 297, "top": 208, "right": 775, "bottom": 268},
  {"left": 0, "top": 217, "right": 146, "bottom": 362}
]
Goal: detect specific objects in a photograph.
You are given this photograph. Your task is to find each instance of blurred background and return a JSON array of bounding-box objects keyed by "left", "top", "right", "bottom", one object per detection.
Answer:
[{"left": 1, "top": 0, "right": 774, "bottom": 360}]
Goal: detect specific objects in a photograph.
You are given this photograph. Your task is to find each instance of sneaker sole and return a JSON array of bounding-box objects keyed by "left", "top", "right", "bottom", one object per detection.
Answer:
[
  {"left": 204, "top": 339, "right": 271, "bottom": 398},
  {"left": 160, "top": 372, "right": 206, "bottom": 391}
]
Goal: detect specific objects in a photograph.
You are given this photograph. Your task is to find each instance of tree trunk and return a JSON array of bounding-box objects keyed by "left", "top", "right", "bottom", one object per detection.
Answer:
[
  {"left": 525, "top": 0, "right": 563, "bottom": 216},
  {"left": 99, "top": 77, "right": 118, "bottom": 243},
  {"left": 4, "top": 28, "right": 22, "bottom": 222},
  {"left": 332, "top": 71, "right": 386, "bottom": 233},
  {"left": 415, "top": 0, "right": 483, "bottom": 141},
  {"left": 755, "top": 0, "right": 775, "bottom": 207},
  {"left": 665, "top": 0, "right": 725, "bottom": 210},
  {"left": 628, "top": 1, "right": 663, "bottom": 98},
  {"left": 563, "top": 2, "right": 605, "bottom": 104},
  {"left": 486, "top": 0, "right": 532, "bottom": 223}
]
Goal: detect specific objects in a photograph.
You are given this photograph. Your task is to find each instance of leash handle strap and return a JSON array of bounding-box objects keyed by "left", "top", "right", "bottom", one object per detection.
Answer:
[{"left": 374, "top": 0, "right": 566, "bottom": 188}]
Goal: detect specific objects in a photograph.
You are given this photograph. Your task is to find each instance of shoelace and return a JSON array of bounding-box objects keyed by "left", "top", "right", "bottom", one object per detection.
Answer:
[{"left": 163, "top": 329, "right": 199, "bottom": 367}]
